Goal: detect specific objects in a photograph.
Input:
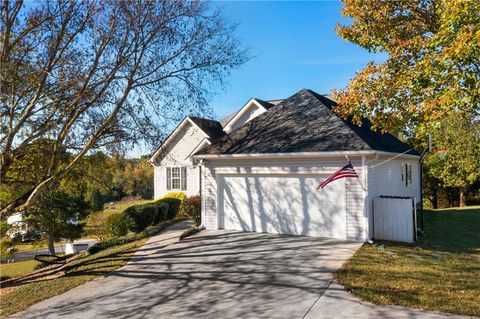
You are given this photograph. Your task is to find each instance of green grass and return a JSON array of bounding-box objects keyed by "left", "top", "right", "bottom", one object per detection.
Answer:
[
  {"left": 336, "top": 206, "right": 480, "bottom": 317},
  {"left": 101, "top": 199, "right": 151, "bottom": 217},
  {"left": 0, "top": 259, "right": 41, "bottom": 280},
  {"left": 0, "top": 237, "right": 149, "bottom": 318}
]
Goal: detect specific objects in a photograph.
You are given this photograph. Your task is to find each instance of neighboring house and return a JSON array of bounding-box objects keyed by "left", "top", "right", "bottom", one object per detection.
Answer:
[
  {"left": 150, "top": 89, "right": 420, "bottom": 241},
  {"left": 6, "top": 212, "right": 35, "bottom": 240}
]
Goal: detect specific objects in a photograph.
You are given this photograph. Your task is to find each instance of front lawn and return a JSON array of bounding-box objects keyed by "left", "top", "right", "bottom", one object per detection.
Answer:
[
  {"left": 0, "top": 259, "right": 41, "bottom": 281},
  {"left": 0, "top": 237, "right": 148, "bottom": 318},
  {"left": 336, "top": 206, "right": 480, "bottom": 317},
  {"left": 101, "top": 199, "right": 151, "bottom": 217}
]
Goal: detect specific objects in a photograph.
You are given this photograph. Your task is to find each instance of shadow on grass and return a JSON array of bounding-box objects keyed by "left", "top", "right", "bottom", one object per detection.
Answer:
[{"left": 1, "top": 245, "right": 140, "bottom": 289}]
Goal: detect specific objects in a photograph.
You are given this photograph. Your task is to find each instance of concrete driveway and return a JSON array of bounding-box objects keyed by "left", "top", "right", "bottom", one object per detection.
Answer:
[
  {"left": 10, "top": 227, "right": 360, "bottom": 319},
  {"left": 9, "top": 226, "right": 472, "bottom": 319}
]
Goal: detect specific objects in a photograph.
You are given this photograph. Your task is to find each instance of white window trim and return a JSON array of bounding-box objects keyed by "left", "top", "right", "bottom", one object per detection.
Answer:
[
  {"left": 166, "top": 166, "right": 187, "bottom": 191},
  {"left": 170, "top": 167, "right": 181, "bottom": 190}
]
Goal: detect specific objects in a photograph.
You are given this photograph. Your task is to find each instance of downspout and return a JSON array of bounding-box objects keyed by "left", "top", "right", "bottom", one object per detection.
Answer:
[
  {"left": 197, "top": 159, "right": 206, "bottom": 230},
  {"left": 365, "top": 154, "right": 378, "bottom": 241},
  {"left": 418, "top": 134, "right": 431, "bottom": 236}
]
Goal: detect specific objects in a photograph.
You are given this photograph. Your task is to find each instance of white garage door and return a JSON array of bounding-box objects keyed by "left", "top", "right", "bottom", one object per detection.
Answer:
[{"left": 219, "top": 174, "right": 346, "bottom": 239}]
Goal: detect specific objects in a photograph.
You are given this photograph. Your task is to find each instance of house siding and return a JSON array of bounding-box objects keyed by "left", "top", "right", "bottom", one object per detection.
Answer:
[
  {"left": 224, "top": 102, "right": 266, "bottom": 133},
  {"left": 153, "top": 123, "right": 205, "bottom": 199},
  {"left": 366, "top": 156, "right": 420, "bottom": 238},
  {"left": 346, "top": 177, "right": 365, "bottom": 241},
  {"left": 201, "top": 156, "right": 367, "bottom": 241}
]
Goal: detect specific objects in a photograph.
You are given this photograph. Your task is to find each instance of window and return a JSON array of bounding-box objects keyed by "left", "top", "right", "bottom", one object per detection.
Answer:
[
  {"left": 166, "top": 167, "right": 187, "bottom": 190},
  {"left": 401, "top": 163, "right": 412, "bottom": 186}
]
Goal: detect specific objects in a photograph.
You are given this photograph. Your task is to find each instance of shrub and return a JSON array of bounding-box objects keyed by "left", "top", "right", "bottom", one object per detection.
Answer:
[
  {"left": 156, "top": 198, "right": 180, "bottom": 219},
  {"left": 105, "top": 213, "right": 133, "bottom": 237},
  {"left": 154, "top": 193, "right": 184, "bottom": 220},
  {"left": 88, "top": 233, "right": 140, "bottom": 254},
  {"left": 85, "top": 213, "right": 109, "bottom": 241},
  {"left": 154, "top": 202, "right": 169, "bottom": 224},
  {"left": 121, "top": 202, "right": 169, "bottom": 232},
  {"left": 163, "top": 192, "right": 187, "bottom": 201},
  {"left": 123, "top": 204, "right": 157, "bottom": 233},
  {"left": 0, "top": 239, "right": 14, "bottom": 258},
  {"left": 180, "top": 226, "right": 202, "bottom": 240},
  {"left": 88, "top": 219, "right": 180, "bottom": 254},
  {"left": 180, "top": 195, "right": 201, "bottom": 226}
]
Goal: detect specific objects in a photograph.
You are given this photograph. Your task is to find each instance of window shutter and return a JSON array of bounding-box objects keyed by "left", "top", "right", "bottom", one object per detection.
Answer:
[
  {"left": 181, "top": 167, "right": 187, "bottom": 190},
  {"left": 166, "top": 167, "right": 171, "bottom": 190},
  {"left": 406, "top": 164, "right": 412, "bottom": 186}
]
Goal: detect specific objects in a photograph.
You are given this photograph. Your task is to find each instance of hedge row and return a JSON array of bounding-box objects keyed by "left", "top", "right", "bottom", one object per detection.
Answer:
[
  {"left": 155, "top": 192, "right": 187, "bottom": 219},
  {"left": 105, "top": 202, "right": 169, "bottom": 237},
  {"left": 124, "top": 202, "right": 169, "bottom": 232},
  {"left": 96, "top": 192, "right": 199, "bottom": 252},
  {"left": 88, "top": 219, "right": 181, "bottom": 254}
]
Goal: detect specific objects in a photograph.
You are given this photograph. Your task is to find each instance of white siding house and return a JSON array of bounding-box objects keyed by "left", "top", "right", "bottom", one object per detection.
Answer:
[
  {"left": 150, "top": 117, "right": 223, "bottom": 198},
  {"left": 151, "top": 89, "right": 421, "bottom": 242},
  {"left": 152, "top": 121, "right": 205, "bottom": 198}
]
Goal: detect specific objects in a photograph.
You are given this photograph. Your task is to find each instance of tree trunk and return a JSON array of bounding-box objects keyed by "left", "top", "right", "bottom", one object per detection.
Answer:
[
  {"left": 433, "top": 191, "right": 438, "bottom": 209},
  {"left": 459, "top": 191, "right": 466, "bottom": 207},
  {"left": 48, "top": 228, "right": 56, "bottom": 255}
]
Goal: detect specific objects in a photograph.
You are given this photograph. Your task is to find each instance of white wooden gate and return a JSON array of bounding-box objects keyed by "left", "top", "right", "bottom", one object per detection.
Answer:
[{"left": 373, "top": 196, "right": 416, "bottom": 243}]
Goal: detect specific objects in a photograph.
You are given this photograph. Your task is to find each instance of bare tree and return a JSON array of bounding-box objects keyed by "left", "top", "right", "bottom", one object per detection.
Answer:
[{"left": 0, "top": 0, "right": 247, "bottom": 212}]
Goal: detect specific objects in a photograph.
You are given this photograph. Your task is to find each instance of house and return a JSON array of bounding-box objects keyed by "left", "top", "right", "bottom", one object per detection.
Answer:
[
  {"left": 6, "top": 212, "right": 35, "bottom": 240},
  {"left": 150, "top": 89, "right": 420, "bottom": 241}
]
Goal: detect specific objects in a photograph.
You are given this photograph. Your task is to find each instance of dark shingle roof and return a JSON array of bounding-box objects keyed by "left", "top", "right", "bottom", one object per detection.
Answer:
[
  {"left": 219, "top": 98, "right": 275, "bottom": 127},
  {"left": 254, "top": 98, "right": 274, "bottom": 110},
  {"left": 189, "top": 116, "right": 225, "bottom": 140},
  {"left": 200, "top": 89, "right": 418, "bottom": 156}
]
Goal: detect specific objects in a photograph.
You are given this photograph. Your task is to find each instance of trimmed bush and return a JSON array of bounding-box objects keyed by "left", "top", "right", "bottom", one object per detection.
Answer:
[
  {"left": 88, "top": 219, "right": 181, "bottom": 254},
  {"left": 123, "top": 202, "right": 170, "bottom": 232},
  {"left": 180, "top": 195, "right": 201, "bottom": 226},
  {"left": 154, "top": 202, "right": 169, "bottom": 224},
  {"left": 155, "top": 192, "right": 186, "bottom": 219},
  {"left": 157, "top": 198, "right": 181, "bottom": 220},
  {"left": 124, "top": 204, "right": 156, "bottom": 232},
  {"left": 105, "top": 213, "right": 133, "bottom": 237},
  {"left": 163, "top": 192, "right": 187, "bottom": 201}
]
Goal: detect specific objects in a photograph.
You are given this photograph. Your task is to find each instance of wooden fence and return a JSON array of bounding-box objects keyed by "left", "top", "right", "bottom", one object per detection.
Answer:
[{"left": 373, "top": 196, "right": 416, "bottom": 243}]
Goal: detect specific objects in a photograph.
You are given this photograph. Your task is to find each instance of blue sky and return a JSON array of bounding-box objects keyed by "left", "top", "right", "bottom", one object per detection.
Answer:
[{"left": 210, "top": 0, "right": 386, "bottom": 119}]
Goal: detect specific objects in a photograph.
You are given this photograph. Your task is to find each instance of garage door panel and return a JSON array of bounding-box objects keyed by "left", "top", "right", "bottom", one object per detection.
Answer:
[{"left": 220, "top": 175, "right": 346, "bottom": 239}]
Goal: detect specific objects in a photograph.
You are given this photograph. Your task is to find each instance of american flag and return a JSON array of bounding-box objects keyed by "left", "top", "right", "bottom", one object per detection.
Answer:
[{"left": 317, "top": 162, "right": 358, "bottom": 190}]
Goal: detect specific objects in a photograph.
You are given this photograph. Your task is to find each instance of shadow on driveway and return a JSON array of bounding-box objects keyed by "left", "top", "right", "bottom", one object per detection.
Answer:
[{"left": 10, "top": 230, "right": 361, "bottom": 319}]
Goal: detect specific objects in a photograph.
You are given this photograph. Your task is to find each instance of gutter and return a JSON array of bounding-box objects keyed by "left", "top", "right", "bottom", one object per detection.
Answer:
[{"left": 193, "top": 150, "right": 420, "bottom": 161}]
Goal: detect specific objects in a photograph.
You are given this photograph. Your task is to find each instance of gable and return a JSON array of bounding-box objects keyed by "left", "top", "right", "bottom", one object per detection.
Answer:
[
  {"left": 223, "top": 99, "right": 273, "bottom": 133},
  {"left": 150, "top": 116, "right": 226, "bottom": 164},
  {"left": 152, "top": 121, "right": 207, "bottom": 166}
]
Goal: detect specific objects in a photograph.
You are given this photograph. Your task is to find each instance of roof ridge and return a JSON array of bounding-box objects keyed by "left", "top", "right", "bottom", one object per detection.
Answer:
[
  {"left": 301, "top": 89, "right": 374, "bottom": 151},
  {"left": 188, "top": 115, "right": 220, "bottom": 123},
  {"left": 303, "top": 89, "right": 414, "bottom": 154}
]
